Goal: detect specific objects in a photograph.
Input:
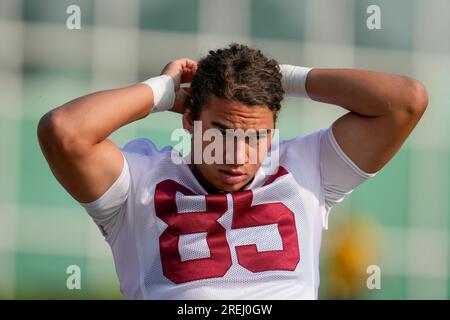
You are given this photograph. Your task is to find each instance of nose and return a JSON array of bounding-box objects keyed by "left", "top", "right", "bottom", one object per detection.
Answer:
[
  {"left": 225, "top": 136, "right": 247, "bottom": 165},
  {"left": 235, "top": 138, "right": 246, "bottom": 165}
]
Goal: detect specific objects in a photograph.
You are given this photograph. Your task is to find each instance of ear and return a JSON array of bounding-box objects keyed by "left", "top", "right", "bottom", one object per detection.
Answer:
[{"left": 182, "top": 107, "right": 194, "bottom": 134}]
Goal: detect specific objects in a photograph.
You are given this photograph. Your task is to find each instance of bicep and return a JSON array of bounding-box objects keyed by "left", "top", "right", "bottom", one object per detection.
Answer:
[
  {"left": 331, "top": 111, "right": 414, "bottom": 173},
  {"left": 43, "top": 138, "right": 125, "bottom": 204}
]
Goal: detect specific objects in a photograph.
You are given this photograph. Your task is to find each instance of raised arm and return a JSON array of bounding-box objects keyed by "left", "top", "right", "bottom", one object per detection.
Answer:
[
  {"left": 37, "top": 58, "right": 196, "bottom": 203},
  {"left": 281, "top": 64, "right": 428, "bottom": 174},
  {"left": 306, "top": 68, "right": 428, "bottom": 173}
]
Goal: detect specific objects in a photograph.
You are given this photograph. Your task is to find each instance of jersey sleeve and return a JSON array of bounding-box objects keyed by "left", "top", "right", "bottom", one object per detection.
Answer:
[
  {"left": 319, "top": 126, "right": 378, "bottom": 228},
  {"left": 79, "top": 153, "right": 131, "bottom": 240},
  {"left": 79, "top": 137, "right": 162, "bottom": 243}
]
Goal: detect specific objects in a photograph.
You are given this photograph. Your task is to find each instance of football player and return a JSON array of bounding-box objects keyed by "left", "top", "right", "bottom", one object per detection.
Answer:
[{"left": 37, "top": 43, "right": 428, "bottom": 299}]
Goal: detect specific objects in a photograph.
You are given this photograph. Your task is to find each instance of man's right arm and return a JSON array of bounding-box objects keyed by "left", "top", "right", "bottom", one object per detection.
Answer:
[
  {"left": 37, "top": 58, "right": 197, "bottom": 204},
  {"left": 37, "top": 84, "right": 155, "bottom": 203}
]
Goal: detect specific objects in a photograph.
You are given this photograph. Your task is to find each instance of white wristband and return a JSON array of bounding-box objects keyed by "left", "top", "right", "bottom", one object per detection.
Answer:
[
  {"left": 141, "top": 75, "right": 175, "bottom": 113},
  {"left": 280, "top": 64, "right": 313, "bottom": 99}
]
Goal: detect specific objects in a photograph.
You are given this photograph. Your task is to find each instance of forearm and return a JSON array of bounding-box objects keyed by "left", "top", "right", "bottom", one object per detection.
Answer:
[
  {"left": 281, "top": 64, "right": 427, "bottom": 118},
  {"left": 44, "top": 84, "right": 154, "bottom": 146},
  {"left": 305, "top": 68, "right": 425, "bottom": 117}
]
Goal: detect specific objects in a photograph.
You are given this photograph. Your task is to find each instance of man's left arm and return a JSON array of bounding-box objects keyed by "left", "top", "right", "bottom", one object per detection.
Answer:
[{"left": 305, "top": 68, "right": 428, "bottom": 173}]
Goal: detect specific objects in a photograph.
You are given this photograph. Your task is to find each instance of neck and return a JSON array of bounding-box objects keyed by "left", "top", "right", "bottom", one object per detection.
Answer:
[{"left": 188, "top": 163, "right": 224, "bottom": 194}]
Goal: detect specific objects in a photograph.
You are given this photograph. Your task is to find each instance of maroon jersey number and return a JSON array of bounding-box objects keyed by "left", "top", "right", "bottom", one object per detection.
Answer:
[{"left": 155, "top": 172, "right": 300, "bottom": 284}]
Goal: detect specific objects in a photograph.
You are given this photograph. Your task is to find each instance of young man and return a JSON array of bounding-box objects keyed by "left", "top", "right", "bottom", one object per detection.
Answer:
[{"left": 37, "top": 43, "right": 428, "bottom": 299}]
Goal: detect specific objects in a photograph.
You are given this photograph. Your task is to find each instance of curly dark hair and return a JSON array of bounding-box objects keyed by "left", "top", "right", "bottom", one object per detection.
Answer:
[{"left": 190, "top": 43, "right": 284, "bottom": 121}]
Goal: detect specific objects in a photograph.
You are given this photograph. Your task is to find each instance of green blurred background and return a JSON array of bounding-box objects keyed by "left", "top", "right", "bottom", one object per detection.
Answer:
[{"left": 0, "top": 0, "right": 449, "bottom": 299}]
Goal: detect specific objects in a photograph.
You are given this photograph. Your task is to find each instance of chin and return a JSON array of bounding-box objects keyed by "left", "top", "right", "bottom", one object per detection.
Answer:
[
  {"left": 219, "top": 185, "right": 240, "bottom": 192},
  {"left": 215, "top": 180, "right": 248, "bottom": 193}
]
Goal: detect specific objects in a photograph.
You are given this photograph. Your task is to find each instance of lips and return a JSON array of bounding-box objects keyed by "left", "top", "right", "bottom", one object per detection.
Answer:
[
  {"left": 220, "top": 169, "right": 245, "bottom": 175},
  {"left": 218, "top": 169, "right": 247, "bottom": 184}
]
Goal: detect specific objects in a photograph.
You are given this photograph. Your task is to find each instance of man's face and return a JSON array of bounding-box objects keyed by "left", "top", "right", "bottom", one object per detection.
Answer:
[{"left": 183, "top": 95, "right": 275, "bottom": 193}]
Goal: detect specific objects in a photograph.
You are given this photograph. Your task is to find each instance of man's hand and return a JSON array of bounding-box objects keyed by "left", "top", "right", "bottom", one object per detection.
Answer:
[
  {"left": 161, "top": 58, "right": 197, "bottom": 90},
  {"left": 161, "top": 58, "right": 197, "bottom": 114}
]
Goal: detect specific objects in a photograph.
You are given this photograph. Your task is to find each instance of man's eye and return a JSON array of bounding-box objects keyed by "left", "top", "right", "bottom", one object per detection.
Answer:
[
  {"left": 247, "top": 134, "right": 265, "bottom": 142},
  {"left": 218, "top": 129, "right": 228, "bottom": 136},
  {"left": 252, "top": 135, "right": 261, "bottom": 141}
]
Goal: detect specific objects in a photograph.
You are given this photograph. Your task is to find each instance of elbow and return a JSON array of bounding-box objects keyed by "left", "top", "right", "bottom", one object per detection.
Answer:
[
  {"left": 403, "top": 79, "right": 429, "bottom": 118},
  {"left": 37, "top": 110, "right": 68, "bottom": 145},
  {"left": 37, "top": 110, "right": 88, "bottom": 157},
  {"left": 37, "top": 111, "right": 56, "bottom": 144},
  {"left": 37, "top": 111, "right": 60, "bottom": 151}
]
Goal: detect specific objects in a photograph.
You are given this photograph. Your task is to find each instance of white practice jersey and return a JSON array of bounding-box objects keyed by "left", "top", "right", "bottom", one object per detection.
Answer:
[{"left": 80, "top": 127, "right": 376, "bottom": 300}]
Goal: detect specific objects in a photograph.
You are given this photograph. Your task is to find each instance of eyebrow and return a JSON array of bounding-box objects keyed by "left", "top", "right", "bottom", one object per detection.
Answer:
[
  {"left": 211, "top": 121, "right": 232, "bottom": 130},
  {"left": 211, "top": 121, "right": 273, "bottom": 133}
]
